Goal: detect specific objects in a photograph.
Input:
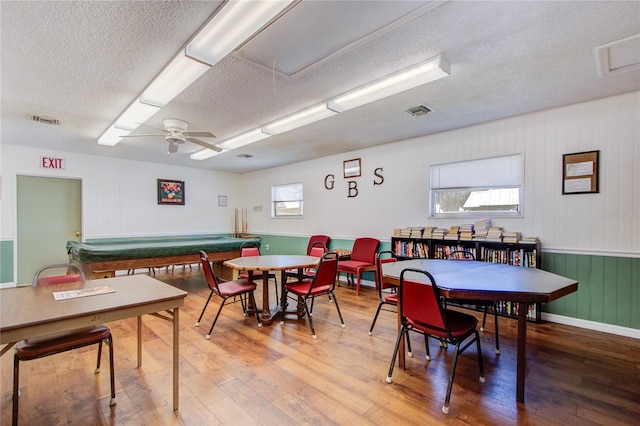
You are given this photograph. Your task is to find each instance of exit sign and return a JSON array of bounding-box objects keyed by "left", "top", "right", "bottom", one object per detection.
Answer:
[{"left": 40, "top": 156, "right": 65, "bottom": 169}]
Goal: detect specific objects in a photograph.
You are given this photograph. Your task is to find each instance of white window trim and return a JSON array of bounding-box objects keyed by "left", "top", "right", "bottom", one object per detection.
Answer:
[
  {"left": 429, "top": 154, "right": 524, "bottom": 218},
  {"left": 271, "top": 182, "right": 304, "bottom": 218}
]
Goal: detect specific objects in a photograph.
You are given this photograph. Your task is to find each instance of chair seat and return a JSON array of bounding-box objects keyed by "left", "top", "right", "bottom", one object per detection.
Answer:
[
  {"left": 337, "top": 260, "right": 372, "bottom": 273},
  {"left": 408, "top": 309, "right": 478, "bottom": 340},
  {"left": 285, "top": 280, "right": 330, "bottom": 296},
  {"left": 217, "top": 279, "right": 257, "bottom": 297},
  {"left": 383, "top": 293, "right": 398, "bottom": 304},
  {"left": 16, "top": 325, "right": 111, "bottom": 360}
]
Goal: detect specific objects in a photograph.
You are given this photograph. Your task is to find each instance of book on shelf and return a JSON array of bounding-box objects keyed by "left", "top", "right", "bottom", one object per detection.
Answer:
[
  {"left": 459, "top": 223, "right": 474, "bottom": 240},
  {"left": 520, "top": 236, "right": 540, "bottom": 244},
  {"left": 486, "top": 226, "right": 503, "bottom": 242},
  {"left": 431, "top": 228, "right": 449, "bottom": 239},
  {"left": 502, "top": 231, "right": 522, "bottom": 243},
  {"left": 474, "top": 218, "right": 491, "bottom": 231}
]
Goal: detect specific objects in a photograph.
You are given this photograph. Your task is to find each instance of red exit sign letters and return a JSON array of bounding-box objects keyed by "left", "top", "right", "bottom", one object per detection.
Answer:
[{"left": 40, "top": 156, "right": 65, "bottom": 169}]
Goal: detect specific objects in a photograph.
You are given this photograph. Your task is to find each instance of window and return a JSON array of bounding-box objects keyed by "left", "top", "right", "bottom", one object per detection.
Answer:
[
  {"left": 430, "top": 154, "right": 523, "bottom": 218},
  {"left": 271, "top": 182, "right": 303, "bottom": 217}
]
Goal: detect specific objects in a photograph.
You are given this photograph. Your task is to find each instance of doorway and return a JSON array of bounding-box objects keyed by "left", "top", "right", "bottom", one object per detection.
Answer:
[{"left": 16, "top": 175, "right": 82, "bottom": 285}]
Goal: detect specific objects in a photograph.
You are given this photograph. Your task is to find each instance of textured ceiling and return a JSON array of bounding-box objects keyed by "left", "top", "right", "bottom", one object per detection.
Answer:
[{"left": 1, "top": 1, "right": 639, "bottom": 174}]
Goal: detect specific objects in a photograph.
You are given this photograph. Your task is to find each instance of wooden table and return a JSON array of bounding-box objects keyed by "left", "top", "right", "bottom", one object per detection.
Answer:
[
  {"left": 0, "top": 274, "right": 187, "bottom": 412},
  {"left": 382, "top": 259, "right": 578, "bottom": 403},
  {"left": 223, "top": 255, "right": 319, "bottom": 325}
]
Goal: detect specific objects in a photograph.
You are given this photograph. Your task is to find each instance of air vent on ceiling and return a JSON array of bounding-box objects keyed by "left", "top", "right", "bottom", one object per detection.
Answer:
[
  {"left": 237, "top": 154, "right": 253, "bottom": 158},
  {"left": 32, "top": 115, "right": 61, "bottom": 125},
  {"left": 403, "top": 105, "right": 432, "bottom": 117},
  {"left": 595, "top": 33, "right": 640, "bottom": 77}
]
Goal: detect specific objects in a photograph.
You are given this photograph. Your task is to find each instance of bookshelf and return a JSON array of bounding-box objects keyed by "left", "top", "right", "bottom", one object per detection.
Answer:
[{"left": 390, "top": 236, "right": 542, "bottom": 322}]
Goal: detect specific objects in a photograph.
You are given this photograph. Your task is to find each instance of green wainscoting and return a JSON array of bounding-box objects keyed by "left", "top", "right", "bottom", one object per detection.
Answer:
[
  {"left": 543, "top": 252, "right": 640, "bottom": 330},
  {"left": 1, "top": 240, "right": 14, "bottom": 283}
]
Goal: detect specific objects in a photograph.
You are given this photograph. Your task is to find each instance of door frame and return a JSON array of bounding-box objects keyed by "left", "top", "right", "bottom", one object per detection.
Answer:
[{"left": 14, "top": 173, "right": 84, "bottom": 286}]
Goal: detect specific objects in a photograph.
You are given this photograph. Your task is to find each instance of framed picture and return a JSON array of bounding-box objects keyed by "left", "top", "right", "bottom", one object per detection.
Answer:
[
  {"left": 218, "top": 195, "right": 227, "bottom": 207},
  {"left": 562, "top": 150, "right": 599, "bottom": 194},
  {"left": 343, "top": 158, "right": 361, "bottom": 178},
  {"left": 157, "top": 179, "right": 185, "bottom": 205}
]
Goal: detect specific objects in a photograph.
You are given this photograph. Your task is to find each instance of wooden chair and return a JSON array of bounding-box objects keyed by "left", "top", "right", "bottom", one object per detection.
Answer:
[
  {"left": 239, "top": 241, "right": 279, "bottom": 300},
  {"left": 336, "top": 237, "right": 380, "bottom": 295},
  {"left": 386, "top": 267, "right": 485, "bottom": 415},
  {"left": 280, "top": 252, "right": 345, "bottom": 339},
  {"left": 13, "top": 264, "right": 116, "bottom": 426},
  {"left": 195, "top": 251, "right": 262, "bottom": 339},
  {"left": 447, "top": 250, "right": 500, "bottom": 355}
]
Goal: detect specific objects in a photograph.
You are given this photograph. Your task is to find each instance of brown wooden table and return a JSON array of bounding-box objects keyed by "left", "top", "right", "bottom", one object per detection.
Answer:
[
  {"left": 0, "top": 274, "right": 187, "bottom": 412},
  {"left": 223, "top": 255, "right": 320, "bottom": 325},
  {"left": 382, "top": 258, "right": 578, "bottom": 403}
]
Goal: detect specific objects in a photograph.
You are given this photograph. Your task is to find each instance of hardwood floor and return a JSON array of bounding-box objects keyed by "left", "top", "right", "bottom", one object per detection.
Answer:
[{"left": 2, "top": 267, "right": 639, "bottom": 425}]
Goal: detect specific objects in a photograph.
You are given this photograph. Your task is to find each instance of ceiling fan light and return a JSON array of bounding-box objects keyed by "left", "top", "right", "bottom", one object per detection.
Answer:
[
  {"left": 98, "top": 124, "right": 132, "bottom": 146},
  {"left": 219, "top": 128, "right": 271, "bottom": 150},
  {"left": 328, "top": 55, "right": 450, "bottom": 112},
  {"left": 141, "top": 51, "right": 211, "bottom": 107},
  {"left": 262, "top": 103, "right": 338, "bottom": 135},
  {"left": 114, "top": 98, "right": 161, "bottom": 131},
  {"left": 186, "top": 0, "right": 295, "bottom": 66}
]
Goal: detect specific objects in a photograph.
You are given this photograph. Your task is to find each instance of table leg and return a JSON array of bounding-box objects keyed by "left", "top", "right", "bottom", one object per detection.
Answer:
[
  {"left": 173, "top": 307, "right": 179, "bottom": 412},
  {"left": 261, "top": 271, "right": 272, "bottom": 322},
  {"left": 137, "top": 316, "right": 142, "bottom": 368},
  {"left": 516, "top": 302, "right": 527, "bottom": 403}
]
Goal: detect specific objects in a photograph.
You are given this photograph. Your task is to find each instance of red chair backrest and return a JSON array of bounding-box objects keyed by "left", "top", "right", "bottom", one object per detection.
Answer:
[
  {"left": 376, "top": 251, "right": 397, "bottom": 291},
  {"left": 307, "top": 235, "right": 330, "bottom": 255},
  {"left": 32, "top": 263, "right": 85, "bottom": 286},
  {"left": 241, "top": 247, "right": 260, "bottom": 257},
  {"left": 350, "top": 237, "right": 380, "bottom": 263},
  {"left": 309, "top": 245, "right": 326, "bottom": 258},
  {"left": 400, "top": 268, "right": 447, "bottom": 332},
  {"left": 310, "top": 252, "right": 338, "bottom": 291},
  {"left": 199, "top": 251, "right": 220, "bottom": 293},
  {"left": 37, "top": 274, "right": 83, "bottom": 286}
]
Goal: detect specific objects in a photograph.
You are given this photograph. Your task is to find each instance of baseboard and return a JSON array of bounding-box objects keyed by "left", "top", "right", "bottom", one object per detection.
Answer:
[{"left": 542, "top": 313, "right": 640, "bottom": 339}]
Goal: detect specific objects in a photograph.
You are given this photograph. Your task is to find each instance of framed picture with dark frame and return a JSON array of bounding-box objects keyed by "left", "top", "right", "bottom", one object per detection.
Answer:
[
  {"left": 562, "top": 150, "right": 599, "bottom": 194},
  {"left": 157, "top": 179, "right": 185, "bottom": 205},
  {"left": 343, "top": 158, "right": 361, "bottom": 178}
]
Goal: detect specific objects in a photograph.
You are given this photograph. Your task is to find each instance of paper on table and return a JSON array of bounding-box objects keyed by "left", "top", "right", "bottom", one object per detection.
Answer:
[{"left": 53, "top": 285, "right": 116, "bottom": 301}]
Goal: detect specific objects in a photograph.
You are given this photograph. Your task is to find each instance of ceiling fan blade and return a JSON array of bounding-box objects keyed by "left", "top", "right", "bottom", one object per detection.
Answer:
[
  {"left": 183, "top": 131, "right": 215, "bottom": 138},
  {"left": 186, "top": 137, "right": 223, "bottom": 152},
  {"left": 121, "top": 133, "right": 167, "bottom": 138}
]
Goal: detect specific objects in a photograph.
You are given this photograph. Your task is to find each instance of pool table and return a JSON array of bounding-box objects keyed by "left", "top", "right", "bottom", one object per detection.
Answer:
[{"left": 67, "top": 235, "right": 260, "bottom": 279}]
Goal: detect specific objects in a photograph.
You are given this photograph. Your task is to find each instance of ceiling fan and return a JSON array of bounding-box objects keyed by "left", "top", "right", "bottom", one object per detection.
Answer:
[{"left": 122, "top": 118, "right": 222, "bottom": 154}]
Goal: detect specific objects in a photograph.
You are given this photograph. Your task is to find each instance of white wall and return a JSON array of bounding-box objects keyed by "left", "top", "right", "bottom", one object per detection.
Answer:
[
  {"left": 0, "top": 145, "right": 242, "bottom": 239},
  {"left": 241, "top": 92, "right": 640, "bottom": 256}
]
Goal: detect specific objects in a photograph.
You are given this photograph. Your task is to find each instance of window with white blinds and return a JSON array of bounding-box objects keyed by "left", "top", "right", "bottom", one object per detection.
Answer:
[
  {"left": 430, "top": 154, "right": 523, "bottom": 217},
  {"left": 271, "top": 182, "right": 303, "bottom": 217}
]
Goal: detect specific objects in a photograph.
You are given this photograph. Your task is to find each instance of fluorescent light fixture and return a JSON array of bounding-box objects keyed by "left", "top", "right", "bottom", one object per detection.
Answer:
[
  {"left": 98, "top": 124, "right": 131, "bottom": 146},
  {"left": 328, "top": 55, "right": 450, "bottom": 112},
  {"left": 114, "top": 98, "right": 161, "bottom": 131},
  {"left": 98, "top": 98, "right": 160, "bottom": 146},
  {"left": 190, "top": 147, "right": 227, "bottom": 160},
  {"left": 141, "top": 51, "right": 211, "bottom": 107},
  {"left": 219, "top": 128, "right": 271, "bottom": 150},
  {"left": 186, "top": 0, "right": 295, "bottom": 66},
  {"left": 262, "top": 103, "right": 338, "bottom": 135}
]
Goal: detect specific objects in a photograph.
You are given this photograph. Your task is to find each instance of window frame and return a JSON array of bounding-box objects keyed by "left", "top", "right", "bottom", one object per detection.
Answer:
[
  {"left": 429, "top": 154, "right": 524, "bottom": 219},
  {"left": 271, "top": 182, "right": 304, "bottom": 218}
]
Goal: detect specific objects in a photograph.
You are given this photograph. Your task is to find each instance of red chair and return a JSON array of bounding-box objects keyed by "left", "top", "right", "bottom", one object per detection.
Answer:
[
  {"left": 336, "top": 237, "right": 379, "bottom": 295},
  {"left": 447, "top": 250, "right": 500, "bottom": 355},
  {"left": 306, "top": 235, "right": 330, "bottom": 254},
  {"left": 285, "top": 235, "right": 329, "bottom": 281},
  {"left": 195, "top": 251, "right": 262, "bottom": 339},
  {"left": 239, "top": 241, "right": 279, "bottom": 300},
  {"left": 13, "top": 264, "right": 116, "bottom": 426},
  {"left": 280, "top": 252, "right": 345, "bottom": 339},
  {"left": 386, "top": 267, "right": 485, "bottom": 415}
]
